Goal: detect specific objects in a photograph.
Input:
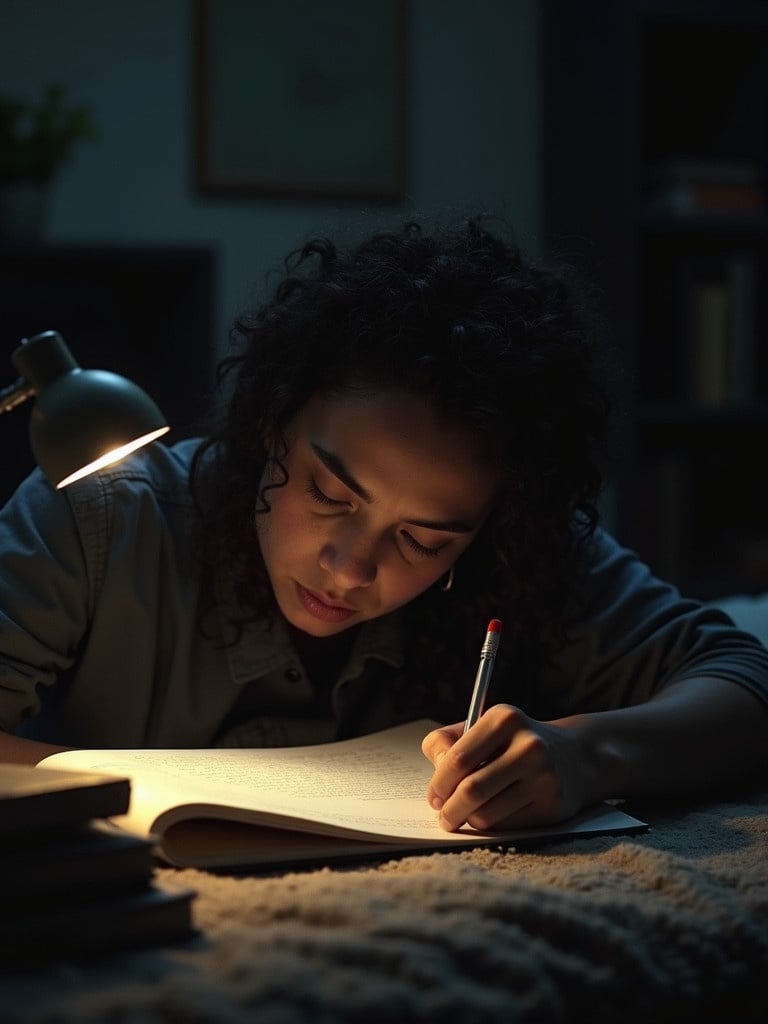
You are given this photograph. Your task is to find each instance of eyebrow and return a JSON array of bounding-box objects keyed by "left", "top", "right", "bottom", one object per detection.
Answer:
[{"left": 311, "top": 443, "right": 475, "bottom": 534}]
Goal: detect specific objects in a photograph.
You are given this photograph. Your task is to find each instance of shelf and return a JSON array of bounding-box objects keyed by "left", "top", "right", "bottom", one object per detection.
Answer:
[{"left": 542, "top": 0, "right": 768, "bottom": 595}]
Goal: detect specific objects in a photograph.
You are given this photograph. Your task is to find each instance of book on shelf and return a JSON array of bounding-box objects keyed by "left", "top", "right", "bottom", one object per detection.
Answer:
[
  {"left": 38, "top": 719, "right": 648, "bottom": 871},
  {"left": 644, "top": 158, "right": 764, "bottom": 216},
  {"left": 684, "top": 252, "right": 758, "bottom": 408},
  {"left": 686, "top": 280, "right": 731, "bottom": 406},
  {"left": 647, "top": 183, "right": 763, "bottom": 216}
]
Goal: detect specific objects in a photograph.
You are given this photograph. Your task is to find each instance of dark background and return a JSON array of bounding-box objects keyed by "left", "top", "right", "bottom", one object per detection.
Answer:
[{"left": 3, "top": 0, "right": 768, "bottom": 597}]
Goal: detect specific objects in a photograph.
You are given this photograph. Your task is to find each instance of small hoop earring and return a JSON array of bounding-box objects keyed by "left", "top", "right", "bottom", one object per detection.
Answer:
[{"left": 439, "top": 565, "right": 454, "bottom": 593}]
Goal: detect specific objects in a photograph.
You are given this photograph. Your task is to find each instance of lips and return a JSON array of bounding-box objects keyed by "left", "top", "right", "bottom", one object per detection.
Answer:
[{"left": 295, "top": 583, "right": 357, "bottom": 623}]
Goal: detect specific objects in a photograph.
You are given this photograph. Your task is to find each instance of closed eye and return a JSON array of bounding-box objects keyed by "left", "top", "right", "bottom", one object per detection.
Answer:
[
  {"left": 306, "top": 477, "right": 347, "bottom": 508},
  {"left": 308, "top": 472, "right": 452, "bottom": 559},
  {"left": 400, "top": 531, "right": 443, "bottom": 558}
]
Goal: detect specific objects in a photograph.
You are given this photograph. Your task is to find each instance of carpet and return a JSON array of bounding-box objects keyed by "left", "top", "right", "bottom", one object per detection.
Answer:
[{"left": 4, "top": 790, "right": 768, "bottom": 1022}]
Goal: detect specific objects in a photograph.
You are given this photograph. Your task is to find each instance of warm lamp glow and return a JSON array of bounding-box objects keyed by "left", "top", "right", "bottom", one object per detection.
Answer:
[{"left": 56, "top": 426, "right": 171, "bottom": 488}]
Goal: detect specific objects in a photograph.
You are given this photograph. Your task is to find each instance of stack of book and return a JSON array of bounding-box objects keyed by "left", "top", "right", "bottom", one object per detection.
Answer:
[{"left": 0, "top": 763, "right": 196, "bottom": 966}]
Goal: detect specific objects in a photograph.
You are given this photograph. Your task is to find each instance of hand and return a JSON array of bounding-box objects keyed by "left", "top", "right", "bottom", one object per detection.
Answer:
[{"left": 422, "top": 704, "right": 592, "bottom": 831}]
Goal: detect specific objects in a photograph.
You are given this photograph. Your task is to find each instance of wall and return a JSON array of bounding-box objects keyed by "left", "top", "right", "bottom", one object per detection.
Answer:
[{"left": 0, "top": 0, "right": 540, "bottom": 371}]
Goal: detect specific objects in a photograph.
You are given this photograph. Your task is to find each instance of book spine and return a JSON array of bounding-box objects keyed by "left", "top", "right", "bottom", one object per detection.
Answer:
[
  {"left": 684, "top": 256, "right": 757, "bottom": 409},
  {"left": 644, "top": 159, "right": 764, "bottom": 216},
  {"left": 650, "top": 183, "right": 763, "bottom": 215},
  {"left": 686, "top": 281, "right": 731, "bottom": 407}
]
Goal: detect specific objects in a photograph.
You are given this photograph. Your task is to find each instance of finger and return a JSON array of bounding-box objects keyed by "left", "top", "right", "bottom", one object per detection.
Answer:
[
  {"left": 428, "top": 706, "right": 524, "bottom": 808},
  {"left": 426, "top": 732, "right": 483, "bottom": 810},
  {"left": 423, "top": 724, "right": 464, "bottom": 810},
  {"left": 421, "top": 723, "right": 462, "bottom": 766},
  {"left": 428, "top": 738, "right": 503, "bottom": 820},
  {"left": 436, "top": 728, "right": 558, "bottom": 831},
  {"left": 463, "top": 767, "right": 565, "bottom": 831},
  {"left": 436, "top": 757, "right": 523, "bottom": 831}
]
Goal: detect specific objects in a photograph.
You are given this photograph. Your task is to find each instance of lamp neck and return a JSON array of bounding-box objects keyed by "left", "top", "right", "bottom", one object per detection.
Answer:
[
  {"left": 0, "top": 378, "right": 35, "bottom": 415},
  {"left": 11, "top": 330, "right": 79, "bottom": 392}
]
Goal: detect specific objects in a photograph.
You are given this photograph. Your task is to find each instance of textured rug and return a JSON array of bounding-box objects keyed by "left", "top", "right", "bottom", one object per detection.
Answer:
[{"left": 4, "top": 791, "right": 768, "bottom": 1023}]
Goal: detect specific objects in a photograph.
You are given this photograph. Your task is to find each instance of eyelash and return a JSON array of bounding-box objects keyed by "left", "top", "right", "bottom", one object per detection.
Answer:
[
  {"left": 306, "top": 477, "right": 343, "bottom": 508},
  {"left": 306, "top": 477, "right": 443, "bottom": 559},
  {"left": 400, "top": 533, "right": 442, "bottom": 559}
]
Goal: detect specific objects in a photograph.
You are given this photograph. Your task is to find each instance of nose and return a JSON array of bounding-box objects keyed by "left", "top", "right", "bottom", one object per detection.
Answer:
[{"left": 318, "top": 527, "right": 378, "bottom": 590}]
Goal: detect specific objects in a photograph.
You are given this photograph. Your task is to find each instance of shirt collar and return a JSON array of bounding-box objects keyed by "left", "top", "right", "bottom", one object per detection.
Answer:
[
  {"left": 342, "top": 610, "right": 404, "bottom": 682},
  {"left": 219, "top": 587, "right": 405, "bottom": 687}
]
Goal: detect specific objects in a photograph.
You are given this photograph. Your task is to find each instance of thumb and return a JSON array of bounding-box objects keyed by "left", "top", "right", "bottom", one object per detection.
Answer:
[{"left": 421, "top": 722, "right": 463, "bottom": 765}]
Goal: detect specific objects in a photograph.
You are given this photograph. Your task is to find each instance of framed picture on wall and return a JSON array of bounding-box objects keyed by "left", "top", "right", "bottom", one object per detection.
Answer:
[{"left": 193, "top": 0, "right": 407, "bottom": 200}]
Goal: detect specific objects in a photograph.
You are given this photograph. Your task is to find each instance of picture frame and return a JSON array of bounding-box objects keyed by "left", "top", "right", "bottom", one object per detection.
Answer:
[{"left": 193, "top": 0, "right": 407, "bottom": 201}]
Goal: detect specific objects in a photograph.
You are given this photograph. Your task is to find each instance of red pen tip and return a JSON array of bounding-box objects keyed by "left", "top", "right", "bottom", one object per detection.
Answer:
[{"left": 487, "top": 619, "right": 502, "bottom": 633}]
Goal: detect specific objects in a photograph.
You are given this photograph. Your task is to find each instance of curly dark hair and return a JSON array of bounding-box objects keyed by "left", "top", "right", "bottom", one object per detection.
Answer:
[{"left": 190, "top": 216, "right": 613, "bottom": 720}]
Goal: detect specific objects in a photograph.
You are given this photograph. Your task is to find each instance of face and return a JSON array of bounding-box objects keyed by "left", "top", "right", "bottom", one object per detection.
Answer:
[{"left": 255, "top": 389, "right": 500, "bottom": 638}]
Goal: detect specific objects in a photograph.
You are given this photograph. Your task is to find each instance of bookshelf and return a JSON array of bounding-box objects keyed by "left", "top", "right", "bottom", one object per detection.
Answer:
[
  {"left": 0, "top": 244, "right": 215, "bottom": 505},
  {"left": 541, "top": 0, "right": 768, "bottom": 598}
]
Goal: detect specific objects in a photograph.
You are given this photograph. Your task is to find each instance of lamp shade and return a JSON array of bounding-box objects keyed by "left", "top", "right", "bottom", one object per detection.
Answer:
[{"left": 10, "top": 330, "right": 169, "bottom": 488}]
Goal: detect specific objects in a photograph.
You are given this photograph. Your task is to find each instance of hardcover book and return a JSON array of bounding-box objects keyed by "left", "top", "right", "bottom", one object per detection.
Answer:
[
  {"left": 2, "top": 819, "right": 156, "bottom": 907},
  {"left": 6, "top": 882, "right": 197, "bottom": 964},
  {"left": 0, "top": 764, "right": 130, "bottom": 836}
]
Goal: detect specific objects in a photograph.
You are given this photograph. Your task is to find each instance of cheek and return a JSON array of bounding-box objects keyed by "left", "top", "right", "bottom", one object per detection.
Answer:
[
  {"left": 381, "top": 533, "right": 477, "bottom": 606},
  {"left": 379, "top": 560, "right": 445, "bottom": 610},
  {"left": 257, "top": 486, "right": 321, "bottom": 556}
]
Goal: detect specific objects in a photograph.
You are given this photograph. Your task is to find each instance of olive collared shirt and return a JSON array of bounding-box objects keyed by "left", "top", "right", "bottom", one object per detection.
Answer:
[{"left": 2, "top": 438, "right": 767, "bottom": 750}]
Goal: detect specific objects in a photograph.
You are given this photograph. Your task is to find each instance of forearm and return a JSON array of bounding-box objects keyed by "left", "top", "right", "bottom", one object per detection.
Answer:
[
  {"left": 0, "top": 729, "right": 72, "bottom": 765},
  {"left": 562, "top": 678, "right": 768, "bottom": 804}
]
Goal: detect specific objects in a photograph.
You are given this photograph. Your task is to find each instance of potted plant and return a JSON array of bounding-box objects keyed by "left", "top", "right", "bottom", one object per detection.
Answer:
[{"left": 0, "top": 82, "right": 99, "bottom": 241}]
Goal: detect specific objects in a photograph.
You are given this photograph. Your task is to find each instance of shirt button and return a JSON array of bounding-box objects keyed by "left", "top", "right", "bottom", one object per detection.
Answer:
[{"left": 285, "top": 667, "right": 303, "bottom": 683}]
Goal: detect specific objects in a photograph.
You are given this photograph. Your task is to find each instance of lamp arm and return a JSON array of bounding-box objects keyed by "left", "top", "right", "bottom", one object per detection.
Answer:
[{"left": 0, "top": 378, "right": 35, "bottom": 415}]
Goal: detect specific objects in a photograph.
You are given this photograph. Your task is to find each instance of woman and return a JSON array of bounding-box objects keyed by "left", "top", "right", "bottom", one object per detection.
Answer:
[{"left": 1, "top": 217, "right": 766, "bottom": 831}]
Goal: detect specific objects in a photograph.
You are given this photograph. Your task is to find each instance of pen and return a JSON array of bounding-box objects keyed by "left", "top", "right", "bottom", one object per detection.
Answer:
[{"left": 463, "top": 618, "right": 502, "bottom": 734}]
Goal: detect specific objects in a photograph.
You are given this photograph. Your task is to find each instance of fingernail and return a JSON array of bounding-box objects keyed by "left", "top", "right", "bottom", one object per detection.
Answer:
[{"left": 430, "top": 795, "right": 444, "bottom": 810}]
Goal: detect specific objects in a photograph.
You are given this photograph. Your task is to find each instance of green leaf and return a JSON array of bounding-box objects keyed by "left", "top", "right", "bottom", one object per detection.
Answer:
[{"left": 0, "top": 82, "right": 99, "bottom": 183}]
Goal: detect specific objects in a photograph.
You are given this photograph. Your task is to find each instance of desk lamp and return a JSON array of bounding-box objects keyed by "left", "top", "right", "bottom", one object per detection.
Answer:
[{"left": 0, "top": 330, "right": 169, "bottom": 488}]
